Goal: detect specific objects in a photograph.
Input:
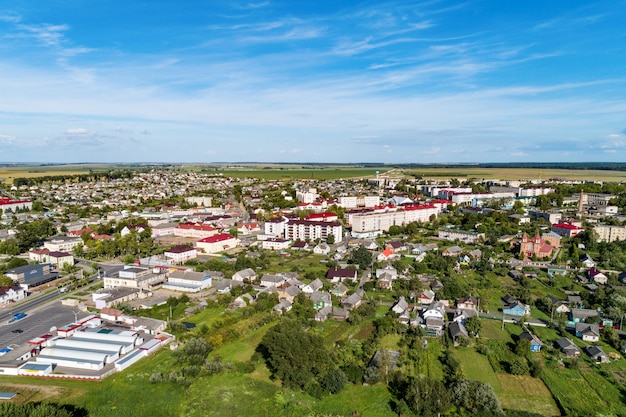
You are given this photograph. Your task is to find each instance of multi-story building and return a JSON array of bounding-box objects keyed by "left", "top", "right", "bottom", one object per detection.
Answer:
[
  {"left": 0, "top": 198, "right": 32, "bottom": 212},
  {"left": 103, "top": 265, "right": 167, "bottom": 290},
  {"left": 43, "top": 236, "right": 83, "bottom": 252},
  {"left": 284, "top": 220, "right": 343, "bottom": 242},
  {"left": 264, "top": 217, "right": 288, "bottom": 237},
  {"left": 438, "top": 229, "right": 485, "bottom": 244},
  {"left": 593, "top": 224, "right": 626, "bottom": 242},
  {"left": 196, "top": 234, "right": 239, "bottom": 254},
  {"left": 296, "top": 188, "right": 318, "bottom": 203},
  {"left": 551, "top": 222, "right": 585, "bottom": 238},
  {"left": 350, "top": 204, "right": 439, "bottom": 238},
  {"left": 173, "top": 223, "right": 219, "bottom": 239},
  {"left": 338, "top": 196, "right": 380, "bottom": 209}
]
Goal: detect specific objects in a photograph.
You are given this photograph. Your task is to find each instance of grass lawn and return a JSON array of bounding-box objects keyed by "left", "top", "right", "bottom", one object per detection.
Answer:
[
  {"left": 481, "top": 318, "right": 514, "bottom": 342},
  {"left": 541, "top": 366, "right": 623, "bottom": 415},
  {"left": 314, "top": 383, "right": 394, "bottom": 417},
  {"left": 454, "top": 347, "right": 559, "bottom": 416},
  {"left": 380, "top": 334, "right": 401, "bottom": 350},
  {"left": 454, "top": 347, "right": 502, "bottom": 390},
  {"left": 212, "top": 322, "right": 273, "bottom": 362},
  {"left": 496, "top": 374, "right": 560, "bottom": 416}
]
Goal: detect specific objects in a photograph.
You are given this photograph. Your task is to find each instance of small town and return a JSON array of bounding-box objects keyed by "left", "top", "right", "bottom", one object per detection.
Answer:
[{"left": 1, "top": 166, "right": 626, "bottom": 416}]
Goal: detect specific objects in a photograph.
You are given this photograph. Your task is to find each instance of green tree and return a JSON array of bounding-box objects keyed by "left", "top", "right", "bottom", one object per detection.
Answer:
[
  {"left": 350, "top": 246, "right": 373, "bottom": 270},
  {"left": 0, "top": 275, "right": 14, "bottom": 286},
  {"left": 259, "top": 318, "right": 334, "bottom": 390},
  {"left": 449, "top": 379, "right": 503, "bottom": 415},
  {"left": 465, "top": 315, "right": 482, "bottom": 337}
]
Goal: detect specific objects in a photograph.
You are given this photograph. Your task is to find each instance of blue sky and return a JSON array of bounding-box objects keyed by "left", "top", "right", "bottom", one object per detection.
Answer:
[{"left": 1, "top": 0, "right": 626, "bottom": 163}]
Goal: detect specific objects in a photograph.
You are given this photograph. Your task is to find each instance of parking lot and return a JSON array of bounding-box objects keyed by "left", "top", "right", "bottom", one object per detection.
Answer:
[{"left": 0, "top": 302, "right": 92, "bottom": 348}]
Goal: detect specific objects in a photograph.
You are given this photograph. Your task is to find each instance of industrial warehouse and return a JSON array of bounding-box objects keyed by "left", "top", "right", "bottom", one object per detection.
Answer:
[{"left": 0, "top": 313, "right": 172, "bottom": 378}]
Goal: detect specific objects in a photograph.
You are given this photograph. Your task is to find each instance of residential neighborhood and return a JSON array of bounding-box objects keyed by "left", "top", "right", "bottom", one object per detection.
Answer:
[{"left": 2, "top": 167, "right": 626, "bottom": 416}]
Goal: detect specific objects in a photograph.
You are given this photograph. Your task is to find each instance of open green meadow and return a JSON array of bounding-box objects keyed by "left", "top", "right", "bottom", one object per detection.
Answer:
[{"left": 454, "top": 347, "right": 560, "bottom": 416}]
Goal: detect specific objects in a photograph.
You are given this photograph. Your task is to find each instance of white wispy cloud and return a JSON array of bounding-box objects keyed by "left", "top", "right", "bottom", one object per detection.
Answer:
[{"left": 17, "top": 23, "right": 69, "bottom": 46}]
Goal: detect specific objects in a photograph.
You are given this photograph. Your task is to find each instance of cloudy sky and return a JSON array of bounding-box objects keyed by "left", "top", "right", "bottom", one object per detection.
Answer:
[{"left": 1, "top": 1, "right": 625, "bottom": 163}]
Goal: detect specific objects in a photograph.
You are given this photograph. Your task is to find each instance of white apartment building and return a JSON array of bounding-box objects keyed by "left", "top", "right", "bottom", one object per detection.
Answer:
[
  {"left": 264, "top": 217, "right": 288, "bottom": 237},
  {"left": 350, "top": 204, "right": 440, "bottom": 237},
  {"left": 284, "top": 220, "right": 343, "bottom": 242},
  {"left": 594, "top": 224, "right": 626, "bottom": 243},
  {"left": 338, "top": 196, "right": 380, "bottom": 209},
  {"left": 296, "top": 188, "right": 318, "bottom": 203},
  {"left": 43, "top": 236, "right": 83, "bottom": 252}
]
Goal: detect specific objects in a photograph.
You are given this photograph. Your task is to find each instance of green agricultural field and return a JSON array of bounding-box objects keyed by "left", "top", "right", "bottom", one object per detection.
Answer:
[
  {"left": 405, "top": 167, "right": 626, "bottom": 182},
  {"left": 212, "top": 167, "right": 383, "bottom": 180}
]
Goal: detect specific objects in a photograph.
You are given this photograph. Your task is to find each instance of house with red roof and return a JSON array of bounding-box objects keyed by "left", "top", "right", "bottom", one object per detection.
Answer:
[
  {"left": 551, "top": 222, "right": 585, "bottom": 238},
  {"left": 174, "top": 223, "right": 219, "bottom": 239},
  {"left": 304, "top": 212, "right": 339, "bottom": 222},
  {"left": 196, "top": 234, "right": 238, "bottom": 254}
]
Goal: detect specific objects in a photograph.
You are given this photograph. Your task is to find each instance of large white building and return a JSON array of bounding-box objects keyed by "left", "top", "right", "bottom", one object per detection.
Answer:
[
  {"left": 196, "top": 233, "right": 239, "bottom": 254},
  {"left": 284, "top": 220, "right": 343, "bottom": 242},
  {"left": 338, "top": 196, "right": 380, "bottom": 209},
  {"left": 594, "top": 224, "right": 626, "bottom": 242},
  {"left": 162, "top": 270, "right": 213, "bottom": 292},
  {"left": 103, "top": 266, "right": 167, "bottom": 289},
  {"left": 264, "top": 217, "right": 288, "bottom": 237},
  {"left": 296, "top": 188, "right": 318, "bottom": 203},
  {"left": 349, "top": 204, "right": 440, "bottom": 237},
  {"left": 174, "top": 223, "right": 219, "bottom": 239},
  {"left": 43, "top": 236, "right": 83, "bottom": 252}
]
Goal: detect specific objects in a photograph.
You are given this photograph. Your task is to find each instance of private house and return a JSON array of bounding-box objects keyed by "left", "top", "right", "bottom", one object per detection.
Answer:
[
  {"left": 331, "top": 283, "right": 349, "bottom": 297},
  {"left": 442, "top": 246, "right": 463, "bottom": 257},
  {"left": 326, "top": 267, "right": 358, "bottom": 283},
  {"left": 278, "top": 285, "right": 301, "bottom": 303},
  {"left": 232, "top": 293, "right": 255, "bottom": 309},
  {"left": 163, "top": 245, "right": 198, "bottom": 264},
  {"left": 313, "top": 243, "right": 331, "bottom": 255},
  {"left": 0, "top": 285, "right": 26, "bottom": 304},
  {"left": 423, "top": 301, "right": 446, "bottom": 321},
  {"left": 570, "top": 308, "right": 598, "bottom": 323},
  {"left": 302, "top": 278, "right": 324, "bottom": 294},
  {"left": 232, "top": 268, "right": 257, "bottom": 283},
  {"left": 341, "top": 293, "right": 362, "bottom": 310},
  {"left": 575, "top": 322, "right": 600, "bottom": 342},
  {"left": 120, "top": 225, "right": 146, "bottom": 237},
  {"left": 586, "top": 268, "right": 608, "bottom": 285},
  {"left": 586, "top": 345, "right": 609, "bottom": 363},
  {"left": 453, "top": 308, "right": 477, "bottom": 324},
  {"left": 377, "top": 247, "right": 396, "bottom": 261},
  {"left": 378, "top": 275, "right": 393, "bottom": 290},
  {"left": 555, "top": 337, "right": 581, "bottom": 358},
  {"left": 580, "top": 254, "right": 596, "bottom": 268},
  {"left": 391, "top": 296, "right": 409, "bottom": 315},
  {"left": 456, "top": 296, "right": 479, "bottom": 311},
  {"left": 273, "top": 300, "right": 292, "bottom": 315},
  {"left": 376, "top": 264, "right": 398, "bottom": 280},
  {"left": 309, "top": 291, "right": 332, "bottom": 310},
  {"left": 519, "top": 330, "right": 543, "bottom": 352},
  {"left": 448, "top": 321, "right": 469, "bottom": 345},
  {"left": 260, "top": 274, "right": 286, "bottom": 288},
  {"left": 291, "top": 241, "right": 310, "bottom": 251},
  {"left": 503, "top": 301, "right": 530, "bottom": 317},
  {"left": 315, "top": 305, "right": 333, "bottom": 322},
  {"left": 417, "top": 290, "right": 436, "bottom": 305}
]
